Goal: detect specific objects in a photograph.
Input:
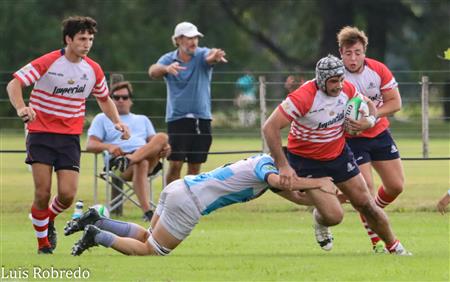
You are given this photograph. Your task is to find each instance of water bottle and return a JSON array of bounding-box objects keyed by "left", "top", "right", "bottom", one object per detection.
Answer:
[{"left": 72, "top": 200, "right": 84, "bottom": 219}]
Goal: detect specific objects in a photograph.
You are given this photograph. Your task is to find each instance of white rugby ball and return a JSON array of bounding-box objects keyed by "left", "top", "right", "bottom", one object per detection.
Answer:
[
  {"left": 91, "top": 204, "right": 110, "bottom": 218},
  {"left": 344, "top": 96, "right": 369, "bottom": 135}
]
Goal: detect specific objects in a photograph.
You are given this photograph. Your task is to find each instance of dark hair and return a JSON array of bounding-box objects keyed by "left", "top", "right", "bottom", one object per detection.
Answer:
[
  {"left": 62, "top": 16, "right": 97, "bottom": 45},
  {"left": 111, "top": 81, "right": 133, "bottom": 97}
]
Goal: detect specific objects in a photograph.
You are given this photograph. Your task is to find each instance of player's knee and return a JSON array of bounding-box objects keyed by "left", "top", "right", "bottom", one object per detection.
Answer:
[
  {"left": 321, "top": 208, "right": 344, "bottom": 226},
  {"left": 34, "top": 190, "right": 51, "bottom": 204},
  {"left": 57, "top": 193, "right": 76, "bottom": 207},
  {"left": 147, "top": 234, "right": 172, "bottom": 256},
  {"left": 385, "top": 181, "right": 404, "bottom": 196}
]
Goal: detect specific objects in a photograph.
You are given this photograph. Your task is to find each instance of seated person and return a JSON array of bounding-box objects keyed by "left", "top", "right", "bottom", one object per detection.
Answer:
[{"left": 86, "top": 81, "right": 170, "bottom": 221}]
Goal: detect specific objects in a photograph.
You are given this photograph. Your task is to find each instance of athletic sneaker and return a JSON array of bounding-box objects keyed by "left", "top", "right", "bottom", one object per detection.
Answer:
[
  {"left": 64, "top": 208, "right": 101, "bottom": 236},
  {"left": 389, "top": 241, "right": 412, "bottom": 256},
  {"left": 71, "top": 225, "right": 100, "bottom": 256},
  {"left": 38, "top": 246, "right": 53, "bottom": 254},
  {"left": 373, "top": 241, "right": 387, "bottom": 254},
  {"left": 111, "top": 156, "right": 130, "bottom": 174},
  {"left": 142, "top": 210, "right": 154, "bottom": 222},
  {"left": 312, "top": 208, "right": 333, "bottom": 251},
  {"left": 47, "top": 221, "right": 57, "bottom": 251}
]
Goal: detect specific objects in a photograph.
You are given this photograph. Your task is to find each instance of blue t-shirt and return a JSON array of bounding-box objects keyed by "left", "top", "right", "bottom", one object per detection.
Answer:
[
  {"left": 88, "top": 113, "right": 156, "bottom": 153},
  {"left": 157, "top": 47, "right": 213, "bottom": 122}
]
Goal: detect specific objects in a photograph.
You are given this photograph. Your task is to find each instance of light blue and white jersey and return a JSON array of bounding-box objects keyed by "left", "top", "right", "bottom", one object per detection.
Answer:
[{"left": 184, "top": 154, "right": 278, "bottom": 215}]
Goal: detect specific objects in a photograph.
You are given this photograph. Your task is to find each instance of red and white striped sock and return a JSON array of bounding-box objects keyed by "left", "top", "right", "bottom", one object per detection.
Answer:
[
  {"left": 386, "top": 239, "right": 400, "bottom": 252},
  {"left": 48, "top": 196, "right": 70, "bottom": 222},
  {"left": 359, "top": 214, "right": 381, "bottom": 246},
  {"left": 31, "top": 205, "right": 50, "bottom": 249},
  {"left": 375, "top": 185, "right": 397, "bottom": 208},
  {"left": 360, "top": 186, "right": 398, "bottom": 246}
]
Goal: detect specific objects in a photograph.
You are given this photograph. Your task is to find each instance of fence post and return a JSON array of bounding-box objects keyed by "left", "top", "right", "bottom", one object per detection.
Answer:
[
  {"left": 421, "top": 75, "right": 429, "bottom": 158},
  {"left": 259, "top": 76, "right": 268, "bottom": 153}
]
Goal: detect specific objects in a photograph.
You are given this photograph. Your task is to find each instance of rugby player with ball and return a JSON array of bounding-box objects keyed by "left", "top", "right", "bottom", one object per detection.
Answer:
[{"left": 263, "top": 54, "right": 411, "bottom": 255}]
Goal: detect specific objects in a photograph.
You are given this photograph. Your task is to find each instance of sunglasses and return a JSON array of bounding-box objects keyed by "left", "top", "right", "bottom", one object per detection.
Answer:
[{"left": 112, "top": 95, "right": 130, "bottom": 101}]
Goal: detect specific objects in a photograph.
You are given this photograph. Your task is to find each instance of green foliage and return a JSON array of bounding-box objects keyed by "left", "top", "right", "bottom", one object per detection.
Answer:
[{"left": 0, "top": 0, "right": 448, "bottom": 127}]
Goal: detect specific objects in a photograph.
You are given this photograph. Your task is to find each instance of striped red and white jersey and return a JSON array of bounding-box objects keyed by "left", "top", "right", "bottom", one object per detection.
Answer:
[
  {"left": 13, "top": 49, "right": 109, "bottom": 135},
  {"left": 344, "top": 58, "right": 398, "bottom": 138},
  {"left": 279, "top": 79, "right": 358, "bottom": 161}
]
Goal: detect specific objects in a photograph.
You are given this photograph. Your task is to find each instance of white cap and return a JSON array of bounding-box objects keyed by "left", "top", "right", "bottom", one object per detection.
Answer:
[{"left": 171, "top": 22, "right": 204, "bottom": 47}]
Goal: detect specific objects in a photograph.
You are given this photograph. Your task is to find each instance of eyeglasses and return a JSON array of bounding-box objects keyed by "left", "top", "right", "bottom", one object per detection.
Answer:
[{"left": 112, "top": 95, "right": 130, "bottom": 101}]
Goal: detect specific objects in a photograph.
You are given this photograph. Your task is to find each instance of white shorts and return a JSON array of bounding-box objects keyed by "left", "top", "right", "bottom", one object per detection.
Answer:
[{"left": 155, "top": 179, "right": 201, "bottom": 240}]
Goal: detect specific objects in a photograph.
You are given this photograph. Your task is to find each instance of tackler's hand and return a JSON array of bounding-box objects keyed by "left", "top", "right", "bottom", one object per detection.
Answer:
[{"left": 17, "top": 106, "right": 36, "bottom": 123}]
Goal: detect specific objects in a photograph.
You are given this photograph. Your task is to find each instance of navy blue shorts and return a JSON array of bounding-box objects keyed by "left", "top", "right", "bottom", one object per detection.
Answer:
[
  {"left": 167, "top": 118, "right": 212, "bottom": 163},
  {"left": 346, "top": 130, "right": 400, "bottom": 165},
  {"left": 25, "top": 133, "right": 80, "bottom": 172},
  {"left": 287, "top": 145, "right": 360, "bottom": 184}
]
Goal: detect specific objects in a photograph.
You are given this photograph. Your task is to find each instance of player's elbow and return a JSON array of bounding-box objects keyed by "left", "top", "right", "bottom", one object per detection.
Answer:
[
  {"left": 6, "top": 79, "right": 21, "bottom": 97},
  {"left": 262, "top": 120, "right": 275, "bottom": 138}
]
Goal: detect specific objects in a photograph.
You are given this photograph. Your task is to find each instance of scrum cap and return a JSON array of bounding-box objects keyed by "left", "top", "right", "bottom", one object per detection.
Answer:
[{"left": 315, "top": 54, "right": 344, "bottom": 91}]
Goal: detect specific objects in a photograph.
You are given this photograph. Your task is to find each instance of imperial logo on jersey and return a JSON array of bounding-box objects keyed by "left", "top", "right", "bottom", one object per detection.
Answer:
[
  {"left": 317, "top": 112, "right": 345, "bottom": 129},
  {"left": 279, "top": 79, "right": 358, "bottom": 161},
  {"left": 13, "top": 49, "right": 109, "bottom": 135},
  {"left": 52, "top": 84, "right": 86, "bottom": 95}
]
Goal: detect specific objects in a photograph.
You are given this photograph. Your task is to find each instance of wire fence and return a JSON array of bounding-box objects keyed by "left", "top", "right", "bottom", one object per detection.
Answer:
[{"left": 0, "top": 70, "right": 449, "bottom": 158}]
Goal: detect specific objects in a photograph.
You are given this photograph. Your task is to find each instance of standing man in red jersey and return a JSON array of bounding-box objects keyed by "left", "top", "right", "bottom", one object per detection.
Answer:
[
  {"left": 263, "top": 54, "right": 411, "bottom": 255},
  {"left": 6, "top": 16, "right": 130, "bottom": 254},
  {"left": 337, "top": 26, "right": 405, "bottom": 252}
]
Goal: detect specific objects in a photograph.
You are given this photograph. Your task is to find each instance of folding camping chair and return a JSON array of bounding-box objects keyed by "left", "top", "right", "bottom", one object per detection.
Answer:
[{"left": 93, "top": 151, "right": 165, "bottom": 214}]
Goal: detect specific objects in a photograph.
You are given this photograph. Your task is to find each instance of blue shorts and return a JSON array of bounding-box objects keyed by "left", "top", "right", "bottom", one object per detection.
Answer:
[
  {"left": 25, "top": 133, "right": 81, "bottom": 172},
  {"left": 287, "top": 145, "right": 360, "bottom": 184},
  {"left": 346, "top": 130, "right": 400, "bottom": 165}
]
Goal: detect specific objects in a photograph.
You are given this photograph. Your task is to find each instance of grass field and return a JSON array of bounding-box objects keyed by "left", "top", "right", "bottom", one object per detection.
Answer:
[{"left": 0, "top": 130, "right": 449, "bottom": 281}]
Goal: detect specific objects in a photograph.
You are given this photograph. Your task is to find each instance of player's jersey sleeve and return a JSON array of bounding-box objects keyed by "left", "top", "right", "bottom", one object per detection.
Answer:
[
  {"left": 86, "top": 60, "right": 109, "bottom": 101},
  {"left": 87, "top": 114, "right": 107, "bottom": 140},
  {"left": 342, "top": 80, "right": 358, "bottom": 99},
  {"left": 13, "top": 51, "right": 61, "bottom": 87},
  {"left": 379, "top": 64, "right": 398, "bottom": 91},
  {"left": 254, "top": 155, "right": 278, "bottom": 182},
  {"left": 366, "top": 58, "right": 398, "bottom": 92},
  {"left": 278, "top": 81, "right": 316, "bottom": 121}
]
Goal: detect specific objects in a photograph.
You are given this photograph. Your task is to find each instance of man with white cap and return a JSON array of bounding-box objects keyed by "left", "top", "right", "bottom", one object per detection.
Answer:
[{"left": 148, "top": 22, "right": 227, "bottom": 185}]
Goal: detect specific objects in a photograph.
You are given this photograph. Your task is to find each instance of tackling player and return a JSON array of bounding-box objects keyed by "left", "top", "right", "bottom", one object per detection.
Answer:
[
  {"left": 337, "top": 26, "right": 405, "bottom": 252},
  {"left": 65, "top": 154, "right": 341, "bottom": 256},
  {"left": 6, "top": 16, "right": 129, "bottom": 254}
]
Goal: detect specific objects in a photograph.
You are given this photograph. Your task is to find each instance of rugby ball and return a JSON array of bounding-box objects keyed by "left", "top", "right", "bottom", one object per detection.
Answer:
[
  {"left": 344, "top": 96, "right": 369, "bottom": 135},
  {"left": 91, "top": 204, "right": 110, "bottom": 218}
]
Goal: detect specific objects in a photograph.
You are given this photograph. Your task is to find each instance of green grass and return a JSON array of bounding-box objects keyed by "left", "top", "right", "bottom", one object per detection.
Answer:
[{"left": 0, "top": 130, "right": 449, "bottom": 281}]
